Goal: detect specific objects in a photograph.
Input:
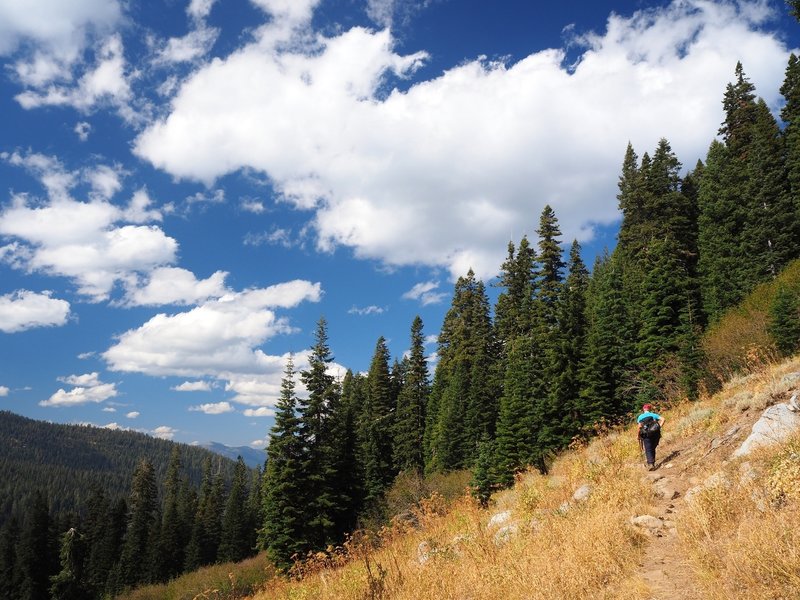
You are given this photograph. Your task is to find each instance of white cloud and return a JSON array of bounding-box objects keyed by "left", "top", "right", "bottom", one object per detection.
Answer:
[
  {"left": 188, "top": 0, "right": 217, "bottom": 21},
  {"left": 186, "top": 189, "right": 225, "bottom": 206},
  {"left": 173, "top": 380, "right": 213, "bottom": 392},
  {"left": 103, "top": 422, "right": 124, "bottom": 430},
  {"left": 154, "top": 25, "right": 219, "bottom": 65},
  {"left": 15, "top": 35, "right": 135, "bottom": 120},
  {"left": 40, "top": 381, "right": 118, "bottom": 407},
  {"left": 86, "top": 164, "right": 123, "bottom": 200},
  {"left": 59, "top": 372, "right": 101, "bottom": 387},
  {"left": 102, "top": 406, "right": 116, "bottom": 412},
  {"left": 0, "top": 0, "right": 121, "bottom": 62},
  {"left": 244, "top": 227, "right": 297, "bottom": 248},
  {"left": 74, "top": 121, "right": 91, "bottom": 141},
  {"left": 243, "top": 407, "right": 276, "bottom": 417},
  {"left": 348, "top": 305, "right": 385, "bottom": 315},
  {"left": 240, "top": 199, "right": 265, "bottom": 214},
  {"left": 122, "top": 267, "right": 229, "bottom": 307},
  {"left": 152, "top": 425, "right": 177, "bottom": 440},
  {"left": 0, "top": 386, "right": 9, "bottom": 397},
  {"left": 403, "top": 280, "right": 448, "bottom": 305},
  {"left": 189, "top": 401, "right": 234, "bottom": 414},
  {"left": 126, "top": 411, "right": 140, "bottom": 418},
  {"left": 135, "top": 0, "right": 793, "bottom": 281},
  {"left": 104, "top": 281, "right": 322, "bottom": 405},
  {"left": 0, "top": 290, "right": 71, "bottom": 333},
  {"left": 0, "top": 153, "right": 176, "bottom": 301},
  {"left": 250, "top": 438, "right": 268, "bottom": 447}
]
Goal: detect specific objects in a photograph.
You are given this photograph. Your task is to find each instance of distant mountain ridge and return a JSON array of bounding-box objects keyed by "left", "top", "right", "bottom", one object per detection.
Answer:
[
  {"left": 0, "top": 410, "right": 241, "bottom": 524},
  {"left": 197, "top": 441, "right": 266, "bottom": 469}
]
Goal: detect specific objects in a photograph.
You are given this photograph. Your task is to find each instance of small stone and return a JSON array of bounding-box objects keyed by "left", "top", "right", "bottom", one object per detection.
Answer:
[
  {"left": 558, "top": 501, "right": 571, "bottom": 514},
  {"left": 631, "top": 515, "right": 663, "bottom": 532},
  {"left": 487, "top": 510, "right": 512, "bottom": 529},
  {"left": 572, "top": 483, "right": 592, "bottom": 502},
  {"left": 417, "top": 541, "right": 431, "bottom": 565},
  {"left": 493, "top": 523, "right": 519, "bottom": 546}
]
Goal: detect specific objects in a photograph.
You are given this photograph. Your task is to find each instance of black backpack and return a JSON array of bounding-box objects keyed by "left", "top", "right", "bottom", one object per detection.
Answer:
[{"left": 639, "top": 416, "right": 660, "bottom": 439}]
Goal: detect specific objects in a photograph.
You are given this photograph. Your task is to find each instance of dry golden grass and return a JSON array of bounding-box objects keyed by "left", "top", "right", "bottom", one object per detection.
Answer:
[{"left": 249, "top": 431, "right": 660, "bottom": 600}]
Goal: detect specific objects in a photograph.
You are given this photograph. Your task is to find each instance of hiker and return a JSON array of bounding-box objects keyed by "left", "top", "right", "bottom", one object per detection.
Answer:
[{"left": 637, "top": 403, "right": 664, "bottom": 471}]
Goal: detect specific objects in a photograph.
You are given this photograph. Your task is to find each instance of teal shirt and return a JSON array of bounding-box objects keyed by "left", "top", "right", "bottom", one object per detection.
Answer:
[{"left": 637, "top": 411, "right": 661, "bottom": 423}]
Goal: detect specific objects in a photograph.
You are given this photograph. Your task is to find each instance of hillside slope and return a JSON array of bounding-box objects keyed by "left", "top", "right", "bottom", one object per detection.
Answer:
[
  {"left": 0, "top": 410, "right": 241, "bottom": 523},
  {"left": 240, "top": 357, "right": 800, "bottom": 600}
]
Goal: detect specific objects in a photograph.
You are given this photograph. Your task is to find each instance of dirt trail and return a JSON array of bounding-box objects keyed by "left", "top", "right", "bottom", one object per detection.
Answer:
[{"left": 633, "top": 436, "right": 706, "bottom": 600}]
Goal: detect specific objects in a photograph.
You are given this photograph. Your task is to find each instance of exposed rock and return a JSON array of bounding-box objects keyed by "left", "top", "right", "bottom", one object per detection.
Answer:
[
  {"left": 710, "top": 425, "right": 741, "bottom": 450},
  {"left": 417, "top": 541, "right": 431, "bottom": 565},
  {"left": 684, "top": 486, "right": 701, "bottom": 504},
  {"left": 630, "top": 515, "right": 664, "bottom": 534},
  {"left": 789, "top": 393, "right": 800, "bottom": 412},
  {"left": 733, "top": 402, "right": 800, "bottom": 457},
  {"left": 781, "top": 372, "right": 800, "bottom": 386},
  {"left": 494, "top": 523, "right": 519, "bottom": 546},
  {"left": 487, "top": 510, "right": 512, "bottom": 529},
  {"left": 572, "top": 483, "right": 592, "bottom": 502},
  {"left": 557, "top": 501, "right": 571, "bottom": 514}
]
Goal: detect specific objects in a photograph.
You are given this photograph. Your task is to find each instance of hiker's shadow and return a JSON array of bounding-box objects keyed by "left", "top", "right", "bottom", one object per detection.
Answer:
[{"left": 657, "top": 449, "right": 680, "bottom": 469}]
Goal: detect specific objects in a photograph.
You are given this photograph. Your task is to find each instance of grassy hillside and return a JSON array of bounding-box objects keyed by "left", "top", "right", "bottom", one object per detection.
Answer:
[
  {"left": 0, "top": 410, "right": 241, "bottom": 523},
  {"left": 121, "top": 355, "right": 800, "bottom": 600}
]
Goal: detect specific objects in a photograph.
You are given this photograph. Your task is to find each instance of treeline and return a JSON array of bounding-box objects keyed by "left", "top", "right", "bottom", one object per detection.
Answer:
[
  {"left": 0, "top": 411, "right": 241, "bottom": 524},
  {"left": 0, "top": 449, "right": 261, "bottom": 599}
]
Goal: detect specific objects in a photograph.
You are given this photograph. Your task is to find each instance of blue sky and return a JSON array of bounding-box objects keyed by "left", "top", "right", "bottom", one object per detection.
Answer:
[{"left": 0, "top": 0, "right": 797, "bottom": 449}]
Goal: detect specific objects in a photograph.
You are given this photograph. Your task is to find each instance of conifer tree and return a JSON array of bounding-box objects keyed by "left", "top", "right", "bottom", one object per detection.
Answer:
[
  {"left": 156, "top": 447, "right": 185, "bottom": 581},
  {"left": 49, "top": 527, "right": 89, "bottom": 600},
  {"left": 427, "top": 271, "right": 498, "bottom": 471},
  {"left": 299, "top": 317, "right": 342, "bottom": 549},
  {"left": 218, "top": 457, "right": 251, "bottom": 563},
  {"left": 393, "top": 316, "right": 430, "bottom": 474},
  {"left": 119, "top": 459, "right": 158, "bottom": 588},
  {"left": 768, "top": 286, "right": 800, "bottom": 357},
  {"left": 781, "top": 53, "right": 800, "bottom": 200},
  {"left": 552, "top": 240, "right": 589, "bottom": 441},
  {"left": 185, "top": 457, "right": 216, "bottom": 570},
  {"left": 0, "top": 516, "right": 20, "bottom": 600},
  {"left": 361, "top": 336, "right": 396, "bottom": 506},
  {"left": 471, "top": 437, "right": 496, "bottom": 507},
  {"left": 17, "top": 491, "right": 55, "bottom": 600},
  {"left": 259, "top": 356, "right": 307, "bottom": 568}
]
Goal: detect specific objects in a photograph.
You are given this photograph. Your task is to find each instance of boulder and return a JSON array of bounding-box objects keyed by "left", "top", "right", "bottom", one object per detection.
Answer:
[
  {"left": 630, "top": 515, "right": 664, "bottom": 535},
  {"left": 487, "top": 510, "right": 512, "bottom": 529},
  {"left": 572, "top": 483, "right": 592, "bottom": 502},
  {"left": 733, "top": 401, "right": 800, "bottom": 457},
  {"left": 417, "top": 541, "right": 431, "bottom": 565},
  {"left": 493, "top": 523, "right": 519, "bottom": 546}
]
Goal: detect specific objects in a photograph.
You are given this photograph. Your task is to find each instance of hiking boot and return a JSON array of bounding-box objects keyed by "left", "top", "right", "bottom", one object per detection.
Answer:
[{"left": 648, "top": 463, "right": 656, "bottom": 471}]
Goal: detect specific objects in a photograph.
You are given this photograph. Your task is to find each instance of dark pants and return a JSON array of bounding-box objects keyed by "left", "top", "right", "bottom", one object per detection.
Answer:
[{"left": 641, "top": 435, "right": 660, "bottom": 465}]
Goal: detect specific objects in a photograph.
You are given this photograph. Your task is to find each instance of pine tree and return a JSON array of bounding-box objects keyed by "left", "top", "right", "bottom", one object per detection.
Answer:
[
  {"left": 781, "top": 53, "right": 800, "bottom": 201},
  {"left": 361, "top": 336, "right": 396, "bottom": 506},
  {"left": 552, "top": 240, "right": 590, "bottom": 441},
  {"left": 299, "top": 317, "right": 342, "bottom": 549},
  {"left": 768, "top": 286, "right": 800, "bottom": 357},
  {"left": 156, "top": 447, "right": 185, "bottom": 581},
  {"left": 426, "top": 271, "right": 498, "bottom": 471},
  {"left": 17, "top": 491, "right": 56, "bottom": 600},
  {"left": 49, "top": 527, "right": 89, "bottom": 600},
  {"left": 119, "top": 459, "right": 159, "bottom": 588},
  {"left": 471, "top": 437, "right": 497, "bottom": 507},
  {"left": 393, "top": 316, "right": 430, "bottom": 474},
  {"left": 218, "top": 457, "right": 251, "bottom": 563},
  {"left": 259, "top": 356, "right": 307, "bottom": 568}
]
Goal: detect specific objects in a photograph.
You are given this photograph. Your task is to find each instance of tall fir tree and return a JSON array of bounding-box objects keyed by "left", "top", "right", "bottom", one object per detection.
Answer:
[
  {"left": 393, "top": 316, "right": 430, "bottom": 474},
  {"left": 299, "top": 317, "right": 343, "bottom": 549},
  {"left": 156, "top": 447, "right": 185, "bottom": 581},
  {"left": 360, "top": 336, "right": 396, "bottom": 507},
  {"left": 17, "top": 492, "right": 56, "bottom": 600},
  {"left": 768, "top": 286, "right": 800, "bottom": 357},
  {"left": 0, "top": 517, "right": 21, "bottom": 600},
  {"left": 119, "top": 459, "right": 159, "bottom": 588},
  {"left": 218, "top": 457, "right": 251, "bottom": 563},
  {"left": 259, "top": 356, "right": 307, "bottom": 569},
  {"left": 49, "top": 527, "right": 89, "bottom": 600}
]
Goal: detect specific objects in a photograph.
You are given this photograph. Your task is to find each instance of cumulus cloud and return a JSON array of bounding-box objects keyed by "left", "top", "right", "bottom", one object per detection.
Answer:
[
  {"left": 189, "top": 401, "right": 234, "bottom": 414},
  {"left": 74, "top": 121, "right": 91, "bottom": 141},
  {"left": 122, "top": 267, "right": 228, "bottom": 307},
  {"left": 15, "top": 35, "right": 135, "bottom": 121},
  {"left": 135, "top": 0, "right": 793, "bottom": 281},
  {"left": 102, "top": 406, "right": 116, "bottom": 412},
  {"left": 348, "top": 305, "right": 386, "bottom": 315},
  {"left": 41, "top": 372, "right": 118, "bottom": 407},
  {"left": 402, "top": 281, "right": 447, "bottom": 305},
  {"left": 243, "top": 407, "right": 276, "bottom": 417},
  {"left": 152, "top": 425, "right": 177, "bottom": 440},
  {"left": 0, "top": 386, "right": 9, "bottom": 397},
  {"left": 103, "top": 281, "right": 323, "bottom": 406},
  {"left": 0, "top": 152, "right": 175, "bottom": 301},
  {"left": 0, "top": 290, "right": 71, "bottom": 333},
  {"left": 240, "top": 199, "right": 265, "bottom": 214},
  {"left": 126, "top": 411, "right": 140, "bottom": 418},
  {"left": 173, "top": 380, "right": 213, "bottom": 392}
]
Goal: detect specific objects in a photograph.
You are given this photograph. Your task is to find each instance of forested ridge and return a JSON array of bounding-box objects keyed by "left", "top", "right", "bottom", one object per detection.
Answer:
[{"left": 3, "top": 56, "right": 800, "bottom": 599}]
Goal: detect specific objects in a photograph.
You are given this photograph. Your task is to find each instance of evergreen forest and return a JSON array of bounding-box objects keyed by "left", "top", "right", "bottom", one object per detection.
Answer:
[{"left": 3, "top": 55, "right": 800, "bottom": 599}]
